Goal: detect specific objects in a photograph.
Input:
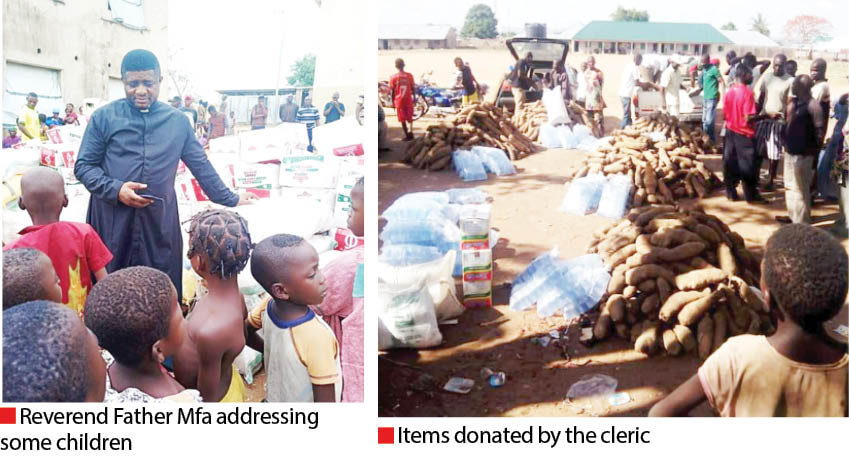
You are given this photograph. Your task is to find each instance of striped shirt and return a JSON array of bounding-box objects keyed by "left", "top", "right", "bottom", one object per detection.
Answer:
[{"left": 296, "top": 106, "right": 321, "bottom": 129}]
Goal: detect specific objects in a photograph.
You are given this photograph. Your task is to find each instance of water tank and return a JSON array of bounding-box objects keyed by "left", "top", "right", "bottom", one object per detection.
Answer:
[{"left": 524, "top": 23, "right": 546, "bottom": 38}]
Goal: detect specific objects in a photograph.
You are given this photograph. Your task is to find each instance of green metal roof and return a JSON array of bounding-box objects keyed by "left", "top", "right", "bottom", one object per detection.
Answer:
[{"left": 573, "top": 21, "right": 730, "bottom": 44}]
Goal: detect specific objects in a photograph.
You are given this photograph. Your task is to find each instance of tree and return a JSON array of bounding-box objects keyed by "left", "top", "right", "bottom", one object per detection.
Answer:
[
  {"left": 287, "top": 54, "right": 315, "bottom": 87},
  {"left": 461, "top": 4, "right": 498, "bottom": 39},
  {"left": 784, "top": 15, "right": 833, "bottom": 47},
  {"left": 166, "top": 48, "right": 193, "bottom": 99},
  {"left": 750, "top": 13, "right": 769, "bottom": 36},
  {"left": 721, "top": 22, "right": 737, "bottom": 31},
  {"left": 610, "top": 6, "right": 649, "bottom": 22}
]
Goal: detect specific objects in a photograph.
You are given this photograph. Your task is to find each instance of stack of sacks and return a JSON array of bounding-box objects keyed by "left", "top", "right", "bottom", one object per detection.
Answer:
[
  {"left": 278, "top": 154, "right": 339, "bottom": 216},
  {"left": 175, "top": 153, "right": 240, "bottom": 206},
  {"left": 310, "top": 117, "right": 364, "bottom": 166},
  {"left": 207, "top": 133, "right": 240, "bottom": 154},
  {"left": 314, "top": 118, "right": 366, "bottom": 229},
  {"left": 333, "top": 158, "right": 365, "bottom": 240},
  {"left": 239, "top": 123, "right": 311, "bottom": 163},
  {"left": 36, "top": 126, "right": 87, "bottom": 184}
]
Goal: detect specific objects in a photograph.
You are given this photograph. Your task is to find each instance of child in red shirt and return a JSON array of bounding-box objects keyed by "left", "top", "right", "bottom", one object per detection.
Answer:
[
  {"left": 390, "top": 58, "right": 416, "bottom": 141},
  {"left": 4, "top": 167, "right": 112, "bottom": 316}
]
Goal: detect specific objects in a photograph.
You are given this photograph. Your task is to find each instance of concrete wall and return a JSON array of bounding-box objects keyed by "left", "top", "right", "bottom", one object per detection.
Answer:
[
  {"left": 444, "top": 28, "right": 457, "bottom": 48},
  {"left": 3, "top": 0, "right": 169, "bottom": 109},
  {"left": 312, "top": 0, "right": 364, "bottom": 125}
]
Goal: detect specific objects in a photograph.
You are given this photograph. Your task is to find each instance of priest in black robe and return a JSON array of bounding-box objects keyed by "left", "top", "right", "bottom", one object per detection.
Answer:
[{"left": 75, "top": 49, "right": 255, "bottom": 299}]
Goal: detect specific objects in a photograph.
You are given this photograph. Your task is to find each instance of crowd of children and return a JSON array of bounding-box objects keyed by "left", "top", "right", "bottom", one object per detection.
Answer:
[{"left": 2, "top": 167, "right": 366, "bottom": 403}]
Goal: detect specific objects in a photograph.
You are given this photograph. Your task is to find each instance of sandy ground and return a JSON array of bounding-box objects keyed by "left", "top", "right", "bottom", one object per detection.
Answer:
[{"left": 378, "top": 49, "right": 849, "bottom": 418}]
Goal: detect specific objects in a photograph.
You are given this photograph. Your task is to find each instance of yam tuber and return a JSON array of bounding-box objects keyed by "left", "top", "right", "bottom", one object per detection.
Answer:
[{"left": 697, "top": 316, "right": 714, "bottom": 360}]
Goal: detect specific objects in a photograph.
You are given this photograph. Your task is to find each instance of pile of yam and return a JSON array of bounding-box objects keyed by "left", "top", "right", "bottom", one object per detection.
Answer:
[
  {"left": 510, "top": 101, "right": 600, "bottom": 142},
  {"left": 587, "top": 205, "right": 772, "bottom": 359},
  {"left": 403, "top": 103, "right": 543, "bottom": 170},
  {"left": 565, "top": 113, "right": 723, "bottom": 206}
]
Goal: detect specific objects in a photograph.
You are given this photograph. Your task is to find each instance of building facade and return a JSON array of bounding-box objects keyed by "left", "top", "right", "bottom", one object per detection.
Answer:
[
  {"left": 378, "top": 24, "right": 457, "bottom": 50},
  {"left": 3, "top": 0, "right": 168, "bottom": 126},
  {"left": 572, "top": 21, "right": 731, "bottom": 57}
]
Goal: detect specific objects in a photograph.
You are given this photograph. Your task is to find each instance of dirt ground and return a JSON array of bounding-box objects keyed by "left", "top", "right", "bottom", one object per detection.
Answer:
[{"left": 377, "top": 48, "right": 849, "bottom": 418}]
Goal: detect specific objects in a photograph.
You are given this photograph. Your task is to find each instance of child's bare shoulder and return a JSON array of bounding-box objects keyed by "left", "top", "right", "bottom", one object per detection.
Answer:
[{"left": 190, "top": 302, "right": 244, "bottom": 345}]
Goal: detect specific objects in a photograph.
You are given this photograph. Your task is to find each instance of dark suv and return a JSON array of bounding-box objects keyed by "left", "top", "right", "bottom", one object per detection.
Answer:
[{"left": 494, "top": 37, "right": 569, "bottom": 112}]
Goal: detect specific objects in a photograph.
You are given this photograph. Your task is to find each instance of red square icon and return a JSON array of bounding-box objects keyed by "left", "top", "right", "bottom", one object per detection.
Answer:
[
  {"left": 377, "top": 427, "right": 394, "bottom": 444},
  {"left": 0, "top": 407, "right": 16, "bottom": 424}
]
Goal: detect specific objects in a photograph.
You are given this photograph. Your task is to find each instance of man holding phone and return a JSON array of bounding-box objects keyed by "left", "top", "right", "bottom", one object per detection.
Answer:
[{"left": 75, "top": 49, "right": 256, "bottom": 300}]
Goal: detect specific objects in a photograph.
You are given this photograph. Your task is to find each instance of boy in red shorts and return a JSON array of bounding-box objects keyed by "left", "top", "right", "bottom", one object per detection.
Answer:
[{"left": 389, "top": 58, "right": 416, "bottom": 141}]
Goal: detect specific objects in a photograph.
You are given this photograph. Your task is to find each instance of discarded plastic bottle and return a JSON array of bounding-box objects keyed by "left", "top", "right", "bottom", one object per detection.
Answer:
[
  {"left": 489, "top": 372, "right": 506, "bottom": 387},
  {"left": 480, "top": 367, "right": 494, "bottom": 380},
  {"left": 479, "top": 367, "right": 506, "bottom": 387}
]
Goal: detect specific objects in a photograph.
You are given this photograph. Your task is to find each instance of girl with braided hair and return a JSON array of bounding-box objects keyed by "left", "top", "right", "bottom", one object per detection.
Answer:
[{"left": 173, "top": 208, "right": 255, "bottom": 402}]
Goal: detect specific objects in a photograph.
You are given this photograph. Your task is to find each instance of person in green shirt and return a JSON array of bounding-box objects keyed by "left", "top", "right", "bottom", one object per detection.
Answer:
[{"left": 698, "top": 54, "right": 725, "bottom": 143}]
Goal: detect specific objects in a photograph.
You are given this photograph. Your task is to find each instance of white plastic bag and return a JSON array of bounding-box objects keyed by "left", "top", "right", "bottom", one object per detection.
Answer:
[
  {"left": 378, "top": 279, "right": 443, "bottom": 349},
  {"left": 234, "top": 345, "right": 263, "bottom": 384},
  {"left": 539, "top": 124, "right": 561, "bottom": 148},
  {"left": 558, "top": 125, "right": 577, "bottom": 149},
  {"left": 542, "top": 86, "right": 571, "bottom": 126},
  {"left": 378, "top": 251, "right": 464, "bottom": 321},
  {"left": 236, "top": 196, "right": 334, "bottom": 240},
  {"left": 597, "top": 174, "right": 634, "bottom": 220},
  {"left": 451, "top": 149, "right": 487, "bottom": 182},
  {"left": 472, "top": 146, "right": 516, "bottom": 176},
  {"left": 559, "top": 173, "right": 607, "bottom": 215},
  {"left": 384, "top": 194, "right": 454, "bottom": 223}
]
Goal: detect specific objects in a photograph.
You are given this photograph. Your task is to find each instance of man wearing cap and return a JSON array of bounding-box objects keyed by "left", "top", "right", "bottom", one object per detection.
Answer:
[
  {"left": 180, "top": 95, "right": 198, "bottom": 128},
  {"left": 74, "top": 49, "right": 256, "bottom": 300}
]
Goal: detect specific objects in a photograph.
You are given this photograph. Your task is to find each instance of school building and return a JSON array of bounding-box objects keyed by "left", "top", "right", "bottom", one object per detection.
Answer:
[{"left": 571, "top": 21, "right": 731, "bottom": 57}]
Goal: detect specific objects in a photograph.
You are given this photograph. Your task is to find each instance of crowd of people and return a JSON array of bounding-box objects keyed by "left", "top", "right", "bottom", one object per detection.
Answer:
[
  {"left": 159, "top": 89, "right": 344, "bottom": 152},
  {"left": 535, "top": 50, "right": 847, "bottom": 236},
  {"left": 2, "top": 49, "right": 365, "bottom": 404},
  {"left": 3, "top": 93, "right": 85, "bottom": 147}
]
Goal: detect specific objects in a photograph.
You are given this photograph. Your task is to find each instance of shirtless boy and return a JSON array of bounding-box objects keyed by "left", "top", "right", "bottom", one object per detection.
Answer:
[{"left": 173, "top": 209, "right": 253, "bottom": 402}]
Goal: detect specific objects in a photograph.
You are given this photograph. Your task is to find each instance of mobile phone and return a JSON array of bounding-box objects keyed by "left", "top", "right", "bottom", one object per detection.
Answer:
[{"left": 137, "top": 193, "right": 164, "bottom": 203}]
